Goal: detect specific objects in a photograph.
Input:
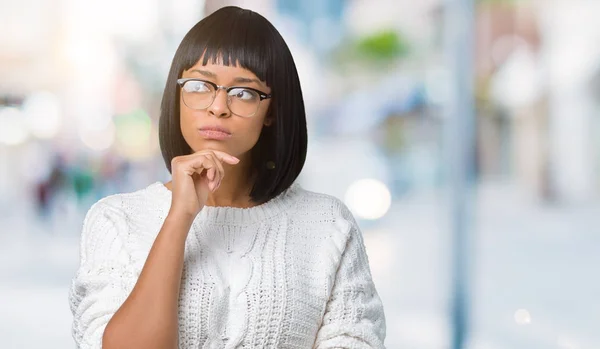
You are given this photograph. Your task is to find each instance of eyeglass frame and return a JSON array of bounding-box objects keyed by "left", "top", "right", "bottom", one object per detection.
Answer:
[{"left": 176, "top": 78, "right": 272, "bottom": 117}]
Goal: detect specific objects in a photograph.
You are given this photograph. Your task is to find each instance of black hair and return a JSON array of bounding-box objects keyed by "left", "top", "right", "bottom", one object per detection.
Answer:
[{"left": 159, "top": 6, "right": 307, "bottom": 204}]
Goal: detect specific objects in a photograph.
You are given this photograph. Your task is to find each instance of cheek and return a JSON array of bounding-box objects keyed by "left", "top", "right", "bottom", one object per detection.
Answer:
[
  {"left": 179, "top": 109, "right": 196, "bottom": 140},
  {"left": 241, "top": 119, "right": 267, "bottom": 146},
  {"left": 180, "top": 96, "right": 194, "bottom": 124},
  {"left": 246, "top": 106, "right": 270, "bottom": 142},
  {"left": 230, "top": 114, "right": 270, "bottom": 155}
]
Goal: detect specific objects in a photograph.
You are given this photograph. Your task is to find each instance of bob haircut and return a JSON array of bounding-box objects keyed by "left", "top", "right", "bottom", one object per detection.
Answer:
[{"left": 159, "top": 6, "right": 307, "bottom": 204}]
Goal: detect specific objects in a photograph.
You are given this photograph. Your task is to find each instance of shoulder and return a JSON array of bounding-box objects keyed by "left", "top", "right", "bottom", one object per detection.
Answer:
[
  {"left": 288, "top": 184, "right": 358, "bottom": 238},
  {"left": 285, "top": 185, "right": 364, "bottom": 269},
  {"left": 83, "top": 182, "right": 164, "bottom": 225},
  {"left": 80, "top": 182, "right": 165, "bottom": 245},
  {"left": 290, "top": 184, "right": 354, "bottom": 221},
  {"left": 79, "top": 183, "right": 165, "bottom": 262}
]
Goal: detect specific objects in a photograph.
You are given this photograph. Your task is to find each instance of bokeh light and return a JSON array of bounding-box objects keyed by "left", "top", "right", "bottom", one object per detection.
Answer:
[
  {"left": 79, "top": 121, "right": 116, "bottom": 151},
  {"left": 514, "top": 309, "right": 532, "bottom": 325},
  {"left": 344, "top": 178, "right": 392, "bottom": 220},
  {"left": 22, "top": 91, "right": 63, "bottom": 139},
  {"left": 0, "top": 107, "right": 29, "bottom": 146},
  {"left": 114, "top": 109, "right": 154, "bottom": 160}
]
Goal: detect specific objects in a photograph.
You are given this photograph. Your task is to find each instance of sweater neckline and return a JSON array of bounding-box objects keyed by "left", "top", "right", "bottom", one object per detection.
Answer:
[{"left": 149, "top": 181, "right": 300, "bottom": 225}]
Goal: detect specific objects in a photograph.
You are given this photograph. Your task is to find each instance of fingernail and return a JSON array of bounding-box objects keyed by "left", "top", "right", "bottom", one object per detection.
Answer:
[{"left": 230, "top": 156, "right": 240, "bottom": 162}]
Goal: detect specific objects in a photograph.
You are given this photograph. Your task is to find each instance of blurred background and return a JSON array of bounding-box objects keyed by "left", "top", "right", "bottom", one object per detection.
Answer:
[{"left": 1, "top": 0, "right": 599, "bottom": 348}]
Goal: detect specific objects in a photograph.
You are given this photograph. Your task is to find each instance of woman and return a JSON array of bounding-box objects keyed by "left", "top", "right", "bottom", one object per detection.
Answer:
[{"left": 69, "top": 6, "right": 386, "bottom": 349}]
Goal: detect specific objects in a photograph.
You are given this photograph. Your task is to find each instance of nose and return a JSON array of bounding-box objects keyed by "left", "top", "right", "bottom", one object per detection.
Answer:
[{"left": 207, "top": 89, "right": 231, "bottom": 118}]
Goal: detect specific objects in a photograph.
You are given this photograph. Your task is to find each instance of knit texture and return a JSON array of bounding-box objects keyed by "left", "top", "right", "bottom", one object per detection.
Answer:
[{"left": 68, "top": 181, "right": 386, "bottom": 349}]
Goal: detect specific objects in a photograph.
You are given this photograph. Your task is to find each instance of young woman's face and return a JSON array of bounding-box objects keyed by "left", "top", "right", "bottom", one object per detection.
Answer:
[{"left": 179, "top": 60, "right": 272, "bottom": 159}]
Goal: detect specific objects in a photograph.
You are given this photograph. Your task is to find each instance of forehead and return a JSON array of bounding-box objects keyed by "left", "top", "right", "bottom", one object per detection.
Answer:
[{"left": 186, "top": 59, "right": 260, "bottom": 79}]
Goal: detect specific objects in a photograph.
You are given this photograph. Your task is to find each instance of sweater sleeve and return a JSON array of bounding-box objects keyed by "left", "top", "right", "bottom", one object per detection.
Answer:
[
  {"left": 313, "top": 203, "right": 387, "bottom": 349},
  {"left": 68, "top": 198, "right": 136, "bottom": 349}
]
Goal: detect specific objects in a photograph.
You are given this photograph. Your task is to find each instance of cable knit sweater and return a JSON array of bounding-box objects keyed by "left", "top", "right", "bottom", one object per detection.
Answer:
[{"left": 68, "top": 181, "right": 386, "bottom": 349}]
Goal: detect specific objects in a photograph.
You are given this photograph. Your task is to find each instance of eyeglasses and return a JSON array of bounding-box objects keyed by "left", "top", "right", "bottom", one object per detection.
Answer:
[{"left": 177, "top": 78, "right": 272, "bottom": 118}]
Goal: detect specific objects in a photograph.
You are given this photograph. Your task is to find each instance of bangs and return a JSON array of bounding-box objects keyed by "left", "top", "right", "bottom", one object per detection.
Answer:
[{"left": 177, "top": 7, "right": 272, "bottom": 85}]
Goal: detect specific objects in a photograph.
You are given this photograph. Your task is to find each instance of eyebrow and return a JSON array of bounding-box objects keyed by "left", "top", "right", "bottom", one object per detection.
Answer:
[
  {"left": 189, "top": 69, "right": 263, "bottom": 86},
  {"left": 189, "top": 69, "right": 217, "bottom": 79}
]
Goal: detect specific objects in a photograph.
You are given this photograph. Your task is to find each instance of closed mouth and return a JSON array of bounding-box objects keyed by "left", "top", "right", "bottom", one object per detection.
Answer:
[{"left": 198, "top": 126, "right": 231, "bottom": 134}]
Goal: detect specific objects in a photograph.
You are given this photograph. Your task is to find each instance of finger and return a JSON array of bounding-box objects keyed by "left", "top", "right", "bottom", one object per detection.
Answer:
[
  {"left": 204, "top": 150, "right": 240, "bottom": 165},
  {"left": 201, "top": 153, "right": 216, "bottom": 181},
  {"left": 188, "top": 159, "right": 212, "bottom": 181},
  {"left": 191, "top": 149, "right": 238, "bottom": 166},
  {"left": 215, "top": 162, "right": 224, "bottom": 191},
  {"left": 209, "top": 168, "right": 220, "bottom": 192},
  {"left": 206, "top": 152, "right": 225, "bottom": 184},
  {"left": 204, "top": 155, "right": 221, "bottom": 191},
  {"left": 208, "top": 167, "right": 216, "bottom": 182},
  {"left": 182, "top": 160, "right": 204, "bottom": 177},
  {"left": 191, "top": 156, "right": 214, "bottom": 172}
]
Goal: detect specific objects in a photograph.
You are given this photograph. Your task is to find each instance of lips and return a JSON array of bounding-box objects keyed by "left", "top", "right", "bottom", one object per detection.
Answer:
[
  {"left": 198, "top": 126, "right": 232, "bottom": 140},
  {"left": 198, "top": 125, "right": 231, "bottom": 134}
]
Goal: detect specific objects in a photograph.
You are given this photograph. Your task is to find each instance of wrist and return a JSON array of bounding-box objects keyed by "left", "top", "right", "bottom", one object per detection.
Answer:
[{"left": 166, "top": 209, "right": 197, "bottom": 225}]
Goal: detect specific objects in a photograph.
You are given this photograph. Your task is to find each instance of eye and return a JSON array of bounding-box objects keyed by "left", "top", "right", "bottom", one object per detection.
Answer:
[
  {"left": 183, "top": 81, "right": 212, "bottom": 93},
  {"left": 229, "top": 88, "right": 258, "bottom": 101}
]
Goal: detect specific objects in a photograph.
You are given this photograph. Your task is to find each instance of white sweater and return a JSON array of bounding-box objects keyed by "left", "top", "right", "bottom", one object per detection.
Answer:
[{"left": 68, "top": 181, "right": 386, "bottom": 349}]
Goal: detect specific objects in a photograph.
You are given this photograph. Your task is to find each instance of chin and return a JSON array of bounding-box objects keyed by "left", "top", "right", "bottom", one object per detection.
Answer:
[
  {"left": 193, "top": 141, "right": 226, "bottom": 150},
  {"left": 194, "top": 140, "right": 241, "bottom": 155}
]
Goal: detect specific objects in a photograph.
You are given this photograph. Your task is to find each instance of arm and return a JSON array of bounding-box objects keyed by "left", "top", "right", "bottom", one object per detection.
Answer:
[
  {"left": 313, "top": 204, "right": 387, "bottom": 349},
  {"left": 69, "top": 199, "right": 194, "bottom": 349}
]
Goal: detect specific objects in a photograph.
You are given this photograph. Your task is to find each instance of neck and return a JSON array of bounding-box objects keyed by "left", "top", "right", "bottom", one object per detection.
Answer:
[{"left": 206, "top": 160, "right": 255, "bottom": 208}]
